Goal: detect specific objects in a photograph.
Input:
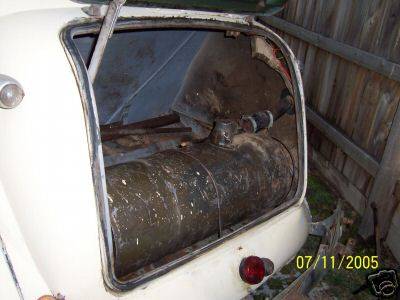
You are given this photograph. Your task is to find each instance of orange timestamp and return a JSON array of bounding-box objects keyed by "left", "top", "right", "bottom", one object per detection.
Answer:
[{"left": 295, "top": 255, "right": 379, "bottom": 270}]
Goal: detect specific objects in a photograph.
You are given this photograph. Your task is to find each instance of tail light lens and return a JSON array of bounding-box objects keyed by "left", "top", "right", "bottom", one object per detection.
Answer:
[{"left": 239, "top": 256, "right": 266, "bottom": 284}]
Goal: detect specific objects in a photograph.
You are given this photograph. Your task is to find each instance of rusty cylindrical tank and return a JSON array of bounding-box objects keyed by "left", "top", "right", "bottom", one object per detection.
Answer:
[{"left": 106, "top": 133, "right": 294, "bottom": 278}]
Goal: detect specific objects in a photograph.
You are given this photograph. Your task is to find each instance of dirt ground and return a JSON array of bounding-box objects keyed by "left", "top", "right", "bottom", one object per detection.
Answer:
[{"left": 250, "top": 169, "right": 399, "bottom": 299}]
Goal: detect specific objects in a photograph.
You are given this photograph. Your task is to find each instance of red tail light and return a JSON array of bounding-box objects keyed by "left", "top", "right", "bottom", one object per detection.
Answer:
[{"left": 239, "top": 256, "right": 266, "bottom": 284}]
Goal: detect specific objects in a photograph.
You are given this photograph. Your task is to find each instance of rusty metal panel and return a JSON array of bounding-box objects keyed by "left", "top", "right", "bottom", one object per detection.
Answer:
[{"left": 74, "top": 30, "right": 207, "bottom": 124}]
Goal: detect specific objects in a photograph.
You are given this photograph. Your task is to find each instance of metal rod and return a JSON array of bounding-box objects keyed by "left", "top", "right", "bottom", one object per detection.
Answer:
[
  {"left": 104, "top": 139, "right": 184, "bottom": 167},
  {"left": 100, "top": 113, "right": 180, "bottom": 131},
  {"left": 0, "top": 234, "right": 24, "bottom": 299},
  {"left": 88, "top": 0, "right": 126, "bottom": 83},
  {"left": 102, "top": 127, "right": 192, "bottom": 141}
]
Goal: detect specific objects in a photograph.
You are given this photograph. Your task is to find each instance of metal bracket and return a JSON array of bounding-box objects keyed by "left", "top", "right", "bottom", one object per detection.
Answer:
[
  {"left": 88, "top": 0, "right": 126, "bottom": 83},
  {"left": 82, "top": 4, "right": 103, "bottom": 18}
]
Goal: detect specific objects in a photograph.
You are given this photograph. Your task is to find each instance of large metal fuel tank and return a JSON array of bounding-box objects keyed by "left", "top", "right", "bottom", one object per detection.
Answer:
[{"left": 106, "top": 133, "right": 294, "bottom": 278}]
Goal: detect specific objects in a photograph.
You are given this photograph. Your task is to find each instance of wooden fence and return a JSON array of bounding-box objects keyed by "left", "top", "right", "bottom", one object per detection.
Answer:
[{"left": 260, "top": 0, "right": 400, "bottom": 262}]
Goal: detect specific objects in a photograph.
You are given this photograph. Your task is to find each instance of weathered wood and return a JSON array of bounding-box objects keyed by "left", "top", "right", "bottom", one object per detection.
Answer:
[
  {"left": 277, "top": 0, "right": 400, "bottom": 259},
  {"left": 357, "top": 1, "right": 388, "bottom": 54},
  {"left": 351, "top": 73, "right": 384, "bottom": 154},
  {"left": 298, "top": 0, "right": 324, "bottom": 103},
  {"left": 309, "top": 146, "right": 366, "bottom": 214},
  {"left": 289, "top": 0, "right": 304, "bottom": 53},
  {"left": 388, "top": 2, "right": 400, "bottom": 63},
  {"left": 328, "top": 63, "right": 360, "bottom": 174},
  {"left": 309, "top": 0, "right": 351, "bottom": 164},
  {"left": 295, "top": 0, "right": 316, "bottom": 65},
  {"left": 260, "top": 16, "right": 400, "bottom": 83},
  {"left": 342, "top": 158, "right": 371, "bottom": 196},
  {"left": 334, "top": 69, "right": 365, "bottom": 138},
  {"left": 367, "top": 80, "right": 400, "bottom": 159},
  {"left": 386, "top": 205, "right": 400, "bottom": 263},
  {"left": 315, "top": 0, "right": 350, "bottom": 115},
  {"left": 306, "top": 107, "right": 380, "bottom": 176},
  {"left": 341, "top": 0, "right": 368, "bottom": 46},
  {"left": 359, "top": 101, "right": 400, "bottom": 238},
  {"left": 331, "top": 147, "right": 346, "bottom": 173}
]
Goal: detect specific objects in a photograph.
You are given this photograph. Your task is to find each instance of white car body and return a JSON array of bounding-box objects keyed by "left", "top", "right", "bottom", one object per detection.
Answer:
[{"left": 0, "top": 1, "right": 309, "bottom": 299}]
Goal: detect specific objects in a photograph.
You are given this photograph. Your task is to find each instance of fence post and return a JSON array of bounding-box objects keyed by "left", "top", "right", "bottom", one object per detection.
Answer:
[{"left": 359, "top": 101, "right": 400, "bottom": 239}]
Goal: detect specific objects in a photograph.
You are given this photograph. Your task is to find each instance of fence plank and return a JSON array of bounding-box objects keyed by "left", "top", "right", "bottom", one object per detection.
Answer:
[
  {"left": 306, "top": 107, "right": 380, "bottom": 176},
  {"left": 359, "top": 101, "right": 400, "bottom": 238},
  {"left": 309, "top": 146, "right": 366, "bottom": 214},
  {"left": 316, "top": 0, "right": 351, "bottom": 115},
  {"left": 274, "top": 0, "right": 400, "bottom": 256},
  {"left": 386, "top": 204, "right": 400, "bottom": 262},
  {"left": 260, "top": 16, "right": 400, "bottom": 83}
]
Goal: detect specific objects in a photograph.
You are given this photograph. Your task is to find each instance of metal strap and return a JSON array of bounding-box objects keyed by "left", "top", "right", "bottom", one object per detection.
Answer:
[{"left": 88, "top": 0, "right": 126, "bottom": 83}]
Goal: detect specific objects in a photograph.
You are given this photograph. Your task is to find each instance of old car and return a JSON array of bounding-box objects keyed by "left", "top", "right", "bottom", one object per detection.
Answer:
[{"left": 0, "top": 1, "right": 323, "bottom": 299}]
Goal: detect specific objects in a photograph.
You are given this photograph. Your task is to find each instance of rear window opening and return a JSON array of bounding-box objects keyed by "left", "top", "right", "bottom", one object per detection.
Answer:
[{"left": 68, "top": 21, "right": 302, "bottom": 289}]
